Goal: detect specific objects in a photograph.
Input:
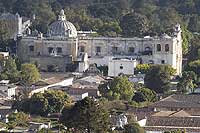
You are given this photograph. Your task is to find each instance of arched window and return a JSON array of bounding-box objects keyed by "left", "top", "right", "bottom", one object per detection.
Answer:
[
  {"left": 144, "top": 47, "right": 152, "bottom": 55},
  {"left": 57, "top": 47, "right": 62, "bottom": 53},
  {"left": 145, "top": 47, "right": 151, "bottom": 51},
  {"left": 165, "top": 44, "right": 169, "bottom": 52},
  {"left": 157, "top": 44, "right": 161, "bottom": 51},
  {"left": 128, "top": 47, "right": 135, "bottom": 53},
  {"left": 79, "top": 46, "right": 85, "bottom": 52}
]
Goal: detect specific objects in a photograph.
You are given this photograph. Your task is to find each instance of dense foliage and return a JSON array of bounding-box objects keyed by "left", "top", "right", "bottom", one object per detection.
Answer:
[
  {"left": 144, "top": 65, "right": 176, "bottom": 93},
  {"left": 0, "top": 0, "right": 199, "bottom": 37},
  {"left": 21, "top": 63, "right": 40, "bottom": 85},
  {"left": 124, "top": 123, "right": 145, "bottom": 133},
  {"left": 135, "top": 64, "right": 151, "bottom": 74},
  {"left": 99, "top": 76, "right": 134, "bottom": 101},
  {"left": 132, "top": 88, "right": 157, "bottom": 103},
  {"left": 61, "top": 97, "right": 109, "bottom": 133},
  {"left": 164, "top": 129, "right": 186, "bottom": 133},
  {"left": 186, "top": 60, "right": 200, "bottom": 78},
  {"left": 13, "top": 90, "right": 72, "bottom": 116},
  {"left": 0, "top": 57, "right": 19, "bottom": 82},
  {"left": 0, "top": 0, "right": 200, "bottom": 57},
  {"left": 7, "top": 112, "right": 29, "bottom": 129},
  {"left": 177, "top": 71, "right": 197, "bottom": 93}
]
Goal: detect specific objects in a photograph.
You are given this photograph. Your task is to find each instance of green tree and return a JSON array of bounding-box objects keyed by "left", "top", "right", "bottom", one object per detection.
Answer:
[
  {"left": 8, "top": 112, "right": 29, "bottom": 128},
  {"left": 13, "top": 90, "right": 72, "bottom": 116},
  {"left": 0, "top": 0, "right": 199, "bottom": 39},
  {"left": 61, "top": 97, "right": 109, "bottom": 133},
  {"left": 149, "top": 7, "right": 183, "bottom": 35},
  {"left": 120, "top": 12, "right": 149, "bottom": 37},
  {"left": 188, "top": 34, "right": 200, "bottom": 61},
  {"left": 164, "top": 129, "right": 186, "bottom": 133},
  {"left": 37, "top": 128, "right": 53, "bottom": 133},
  {"left": 13, "top": 0, "right": 56, "bottom": 33},
  {"left": 144, "top": 65, "right": 176, "bottom": 93},
  {"left": 132, "top": 88, "right": 157, "bottom": 103},
  {"left": 97, "top": 66, "right": 108, "bottom": 76},
  {"left": 186, "top": 60, "right": 200, "bottom": 77},
  {"left": 178, "top": 0, "right": 196, "bottom": 15},
  {"left": 0, "top": 20, "right": 10, "bottom": 51},
  {"left": 21, "top": 63, "right": 40, "bottom": 85},
  {"left": 0, "top": 57, "right": 19, "bottom": 82},
  {"left": 98, "top": 21, "right": 122, "bottom": 37},
  {"left": 158, "top": 8, "right": 182, "bottom": 32},
  {"left": 29, "top": 93, "right": 48, "bottom": 116},
  {"left": 135, "top": 64, "right": 151, "bottom": 74},
  {"left": 181, "top": 25, "right": 193, "bottom": 55},
  {"left": 124, "top": 123, "right": 145, "bottom": 133},
  {"left": 188, "top": 15, "right": 200, "bottom": 33},
  {"left": 43, "top": 90, "right": 72, "bottom": 114},
  {"left": 99, "top": 76, "right": 134, "bottom": 101},
  {"left": 177, "top": 71, "right": 197, "bottom": 93}
]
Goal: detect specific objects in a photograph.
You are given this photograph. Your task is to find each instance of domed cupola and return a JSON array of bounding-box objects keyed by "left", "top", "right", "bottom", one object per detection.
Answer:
[{"left": 48, "top": 9, "right": 77, "bottom": 38}]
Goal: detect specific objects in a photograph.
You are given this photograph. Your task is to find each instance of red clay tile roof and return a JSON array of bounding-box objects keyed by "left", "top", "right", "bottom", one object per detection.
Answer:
[
  {"left": 150, "top": 94, "right": 200, "bottom": 109},
  {"left": 146, "top": 116, "right": 200, "bottom": 127}
]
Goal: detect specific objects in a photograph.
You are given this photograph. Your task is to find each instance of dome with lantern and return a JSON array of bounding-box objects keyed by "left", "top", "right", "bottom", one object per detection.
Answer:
[{"left": 48, "top": 9, "right": 77, "bottom": 38}]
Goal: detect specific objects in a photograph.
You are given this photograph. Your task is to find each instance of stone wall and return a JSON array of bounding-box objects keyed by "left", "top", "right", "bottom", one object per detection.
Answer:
[{"left": 30, "top": 56, "right": 72, "bottom": 72}]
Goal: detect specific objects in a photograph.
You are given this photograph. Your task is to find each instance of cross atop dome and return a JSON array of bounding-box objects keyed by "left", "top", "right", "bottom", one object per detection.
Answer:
[{"left": 58, "top": 9, "right": 66, "bottom": 21}]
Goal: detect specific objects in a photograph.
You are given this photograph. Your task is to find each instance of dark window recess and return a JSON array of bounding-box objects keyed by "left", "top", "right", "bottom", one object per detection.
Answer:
[
  {"left": 96, "top": 46, "right": 101, "bottom": 53},
  {"left": 112, "top": 47, "right": 118, "bottom": 53},
  {"left": 143, "top": 47, "right": 152, "bottom": 55},
  {"left": 157, "top": 44, "right": 161, "bottom": 51},
  {"left": 128, "top": 47, "right": 135, "bottom": 53},
  {"left": 29, "top": 46, "right": 34, "bottom": 52},
  {"left": 57, "top": 47, "right": 62, "bottom": 53},
  {"left": 79, "top": 46, "right": 85, "bottom": 52},
  {"left": 161, "top": 60, "right": 165, "bottom": 64},
  {"left": 165, "top": 44, "right": 169, "bottom": 52},
  {"left": 48, "top": 47, "right": 54, "bottom": 54}
]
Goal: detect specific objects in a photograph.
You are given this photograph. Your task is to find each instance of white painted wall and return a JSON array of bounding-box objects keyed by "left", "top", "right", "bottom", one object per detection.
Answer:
[
  {"left": 89, "top": 56, "right": 113, "bottom": 66},
  {"left": 77, "top": 26, "right": 182, "bottom": 75},
  {"left": 108, "top": 59, "right": 137, "bottom": 77},
  {"left": 30, "top": 77, "right": 73, "bottom": 96},
  {"left": 138, "top": 118, "right": 147, "bottom": 127},
  {"left": 7, "top": 87, "right": 16, "bottom": 99},
  {"left": 78, "top": 61, "right": 89, "bottom": 72},
  {"left": 146, "top": 131, "right": 163, "bottom": 133},
  {"left": 71, "top": 92, "right": 88, "bottom": 101}
]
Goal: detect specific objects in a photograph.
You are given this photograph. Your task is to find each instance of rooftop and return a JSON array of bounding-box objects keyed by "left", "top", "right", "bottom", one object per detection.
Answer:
[
  {"left": 150, "top": 94, "right": 200, "bottom": 109},
  {"left": 152, "top": 110, "right": 191, "bottom": 117},
  {"left": 74, "top": 75, "right": 105, "bottom": 85},
  {"left": 145, "top": 116, "right": 200, "bottom": 132}
]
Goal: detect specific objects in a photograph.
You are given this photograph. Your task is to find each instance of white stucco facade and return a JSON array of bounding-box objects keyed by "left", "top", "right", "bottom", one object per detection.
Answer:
[
  {"left": 108, "top": 58, "right": 137, "bottom": 77},
  {"left": 78, "top": 25, "right": 182, "bottom": 75},
  {"left": 29, "top": 77, "right": 73, "bottom": 96},
  {"left": 15, "top": 9, "right": 182, "bottom": 75}
]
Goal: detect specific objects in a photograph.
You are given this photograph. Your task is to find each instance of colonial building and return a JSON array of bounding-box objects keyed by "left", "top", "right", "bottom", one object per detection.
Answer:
[
  {"left": 81, "top": 27, "right": 182, "bottom": 75},
  {"left": 17, "top": 10, "right": 78, "bottom": 72},
  {"left": 16, "top": 9, "right": 182, "bottom": 75},
  {"left": 108, "top": 58, "right": 137, "bottom": 77}
]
